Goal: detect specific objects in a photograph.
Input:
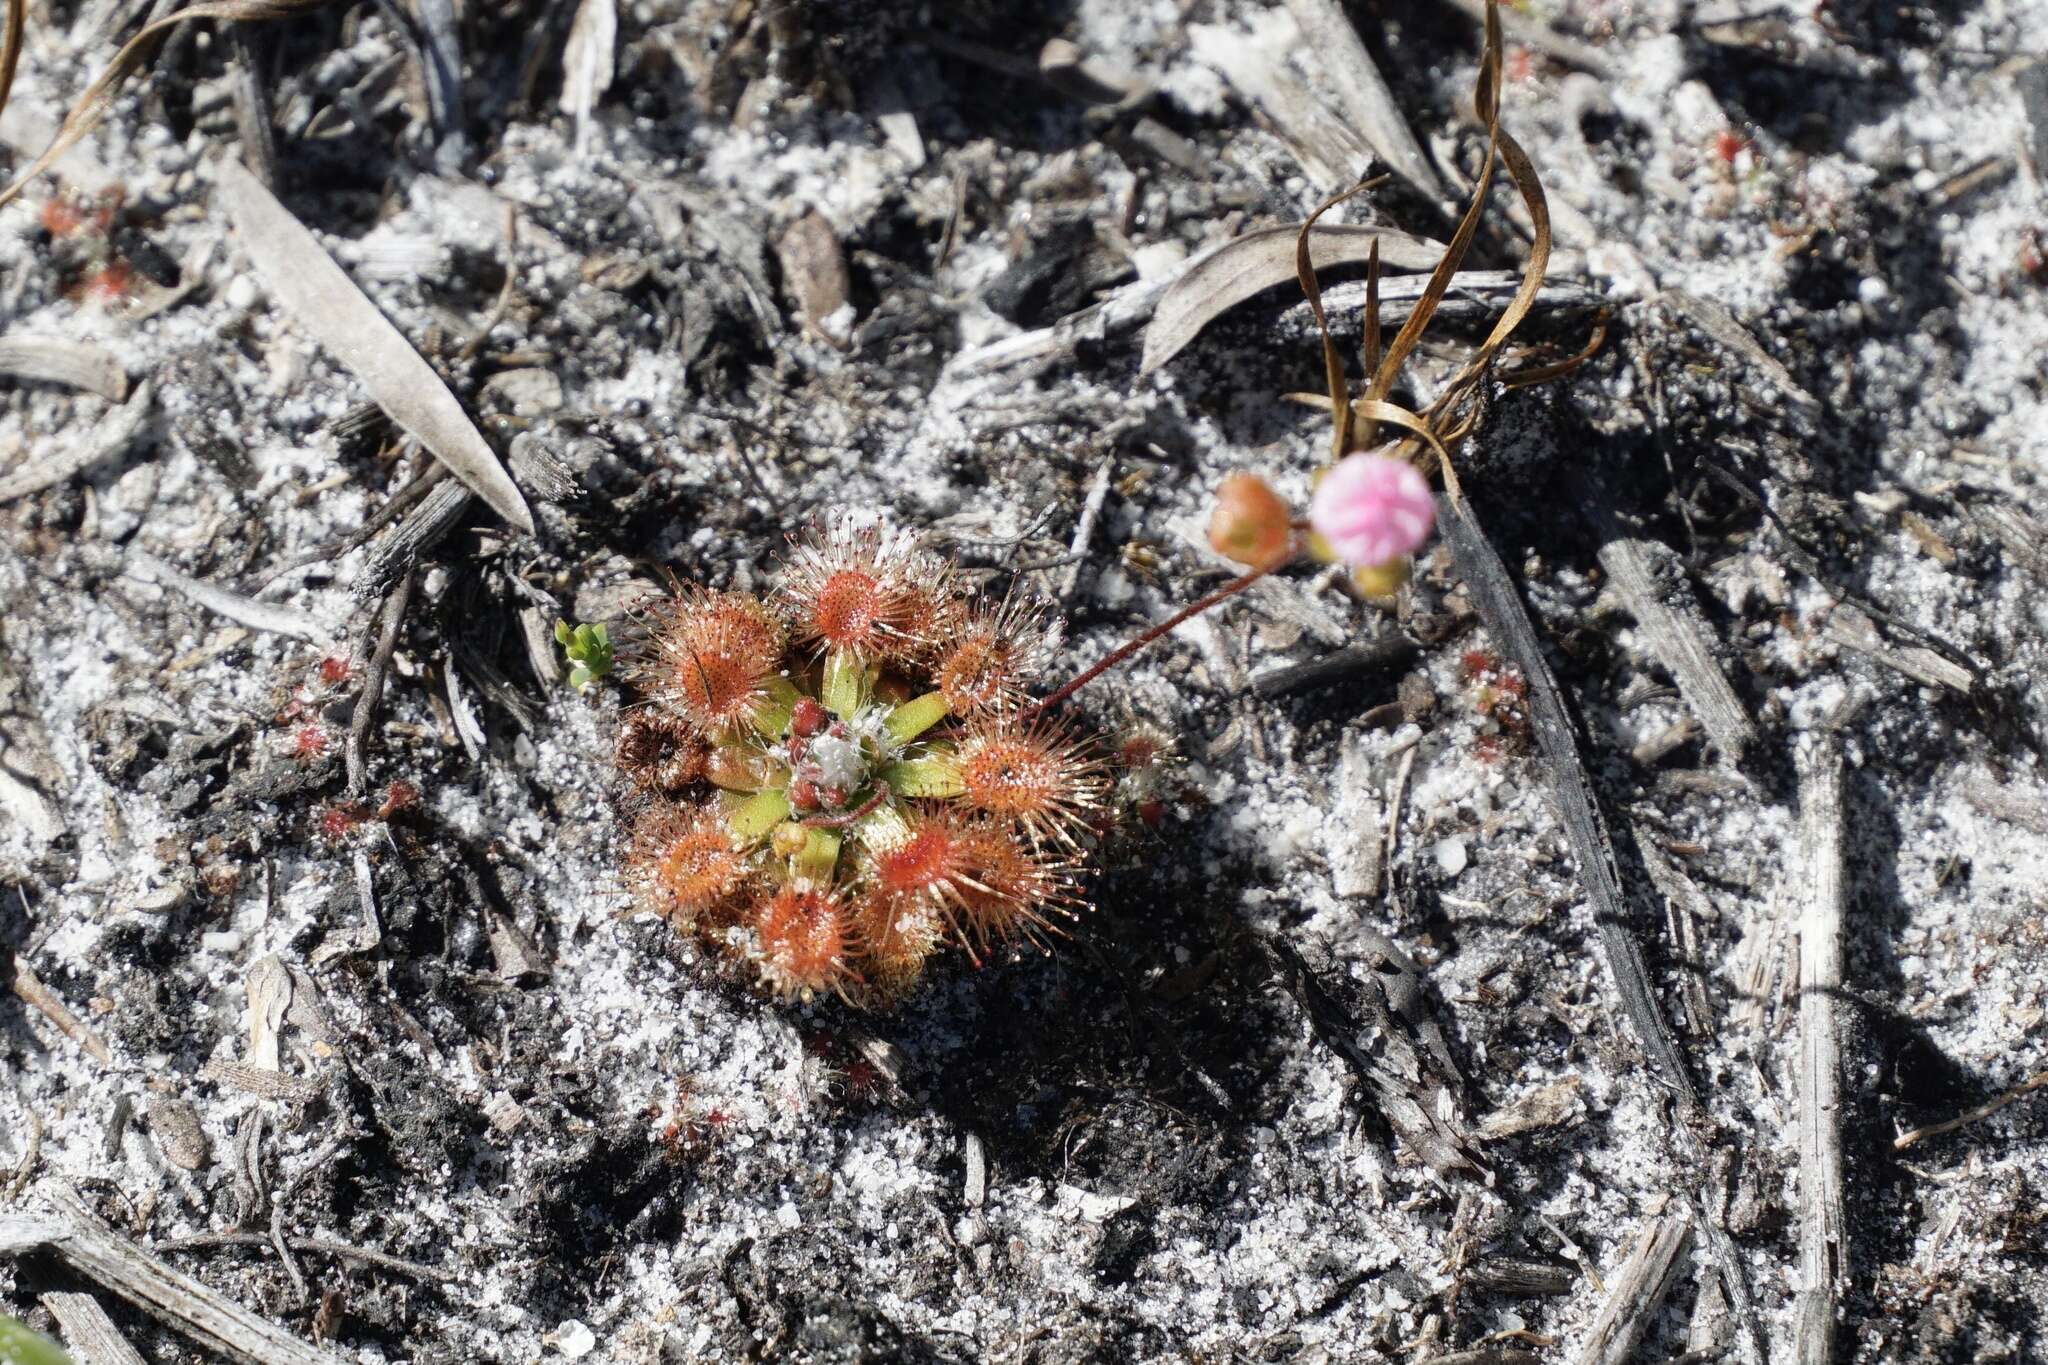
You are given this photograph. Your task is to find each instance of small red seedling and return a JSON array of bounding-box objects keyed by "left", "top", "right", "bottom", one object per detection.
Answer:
[
  {"left": 841, "top": 1057, "right": 885, "bottom": 1106},
  {"left": 650, "top": 1077, "right": 733, "bottom": 1159},
  {"left": 2019, "top": 229, "right": 2047, "bottom": 285},
  {"left": 376, "top": 780, "right": 420, "bottom": 821},
  {"left": 39, "top": 196, "right": 86, "bottom": 238},
  {"left": 292, "top": 724, "right": 330, "bottom": 763},
  {"left": 1713, "top": 130, "right": 1752, "bottom": 166},
  {"left": 319, "top": 802, "right": 366, "bottom": 842},
  {"left": 1459, "top": 647, "right": 1531, "bottom": 760},
  {"left": 40, "top": 187, "right": 140, "bottom": 309},
  {"left": 82, "top": 261, "right": 136, "bottom": 304}
]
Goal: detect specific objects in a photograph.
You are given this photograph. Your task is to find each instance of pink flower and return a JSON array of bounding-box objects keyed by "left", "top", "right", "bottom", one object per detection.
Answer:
[{"left": 1308, "top": 452, "right": 1435, "bottom": 567}]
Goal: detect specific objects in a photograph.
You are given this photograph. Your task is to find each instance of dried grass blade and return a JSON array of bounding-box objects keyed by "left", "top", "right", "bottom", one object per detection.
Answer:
[
  {"left": 1438, "top": 0, "right": 1615, "bottom": 76},
  {"left": 1399, "top": 0, "right": 1561, "bottom": 467},
  {"left": 1420, "top": 118, "right": 1558, "bottom": 444},
  {"left": 1291, "top": 179, "right": 1387, "bottom": 459},
  {"left": 217, "top": 159, "right": 535, "bottom": 534},
  {"left": 1502, "top": 309, "right": 1609, "bottom": 387},
  {"left": 1360, "top": 239, "right": 1381, "bottom": 446},
  {"left": 1353, "top": 397, "right": 1452, "bottom": 471},
  {"left": 0, "top": 0, "right": 24, "bottom": 128},
  {"left": 0, "top": 0, "right": 335, "bottom": 212},
  {"left": 1362, "top": 11, "right": 1503, "bottom": 412},
  {"left": 1471, "top": 133, "right": 1547, "bottom": 356},
  {"left": 1141, "top": 217, "right": 1432, "bottom": 375}
]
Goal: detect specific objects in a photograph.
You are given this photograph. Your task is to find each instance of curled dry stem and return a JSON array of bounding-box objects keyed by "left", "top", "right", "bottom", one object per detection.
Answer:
[{"left": 1292, "top": 0, "right": 1588, "bottom": 498}]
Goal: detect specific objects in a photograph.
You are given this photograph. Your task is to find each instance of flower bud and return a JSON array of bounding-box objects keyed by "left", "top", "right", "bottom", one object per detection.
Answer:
[{"left": 1207, "top": 473, "right": 1295, "bottom": 570}]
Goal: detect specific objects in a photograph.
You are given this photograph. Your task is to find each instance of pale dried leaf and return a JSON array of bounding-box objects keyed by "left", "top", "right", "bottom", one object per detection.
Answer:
[
  {"left": 1037, "top": 38, "right": 1148, "bottom": 105},
  {"left": 558, "top": 0, "right": 615, "bottom": 156},
  {"left": 776, "top": 209, "right": 853, "bottom": 350},
  {"left": 244, "top": 955, "right": 291, "bottom": 1071},
  {"left": 145, "top": 1099, "right": 209, "bottom": 1171},
  {"left": 216, "top": 159, "right": 535, "bottom": 534},
  {"left": 0, "top": 337, "right": 129, "bottom": 399},
  {"left": 0, "top": 0, "right": 22, "bottom": 131},
  {"left": 1141, "top": 223, "right": 1443, "bottom": 373},
  {"left": 0, "top": 764, "right": 62, "bottom": 845}
]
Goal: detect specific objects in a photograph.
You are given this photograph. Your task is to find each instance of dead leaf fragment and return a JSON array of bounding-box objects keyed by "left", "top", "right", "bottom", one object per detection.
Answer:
[
  {"left": 245, "top": 954, "right": 292, "bottom": 1071},
  {"left": 216, "top": 159, "right": 535, "bottom": 534},
  {"left": 1141, "top": 224, "right": 1443, "bottom": 374},
  {"left": 1283, "top": 0, "right": 1450, "bottom": 204},
  {"left": 147, "top": 1098, "right": 211, "bottom": 1171},
  {"left": 0, "top": 337, "right": 130, "bottom": 399},
  {"left": 1037, "top": 38, "right": 1148, "bottom": 105},
  {"left": 776, "top": 209, "right": 853, "bottom": 350}
]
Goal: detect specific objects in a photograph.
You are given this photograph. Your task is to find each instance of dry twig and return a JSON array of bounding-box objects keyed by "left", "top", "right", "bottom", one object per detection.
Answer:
[
  {"left": 1894, "top": 1068, "right": 2048, "bottom": 1150},
  {"left": 155, "top": 1229, "right": 457, "bottom": 1283},
  {"left": 8, "top": 954, "right": 113, "bottom": 1067},
  {"left": 1793, "top": 737, "right": 1847, "bottom": 1364},
  {"left": 1595, "top": 531, "right": 1754, "bottom": 762},
  {"left": 128, "top": 548, "right": 338, "bottom": 644},
  {"left": 39, "top": 1291, "right": 148, "bottom": 1365},
  {"left": 1574, "top": 1212, "right": 1693, "bottom": 1365},
  {"left": 346, "top": 573, "right": 414, "bottom": 796},
  {"left": 0, "top": 1184, "right": 347, "bottom": 1365}
]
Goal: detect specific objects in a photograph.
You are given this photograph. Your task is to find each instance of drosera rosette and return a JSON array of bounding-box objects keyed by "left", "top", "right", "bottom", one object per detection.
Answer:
[{"left": 614, "top": 517, "right": 1109, "bottom": 1008}]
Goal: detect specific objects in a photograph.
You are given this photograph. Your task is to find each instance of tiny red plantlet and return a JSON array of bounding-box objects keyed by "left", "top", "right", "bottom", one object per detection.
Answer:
[{"left": 292, "top": 724, "right": 330, "bottom": 762}]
